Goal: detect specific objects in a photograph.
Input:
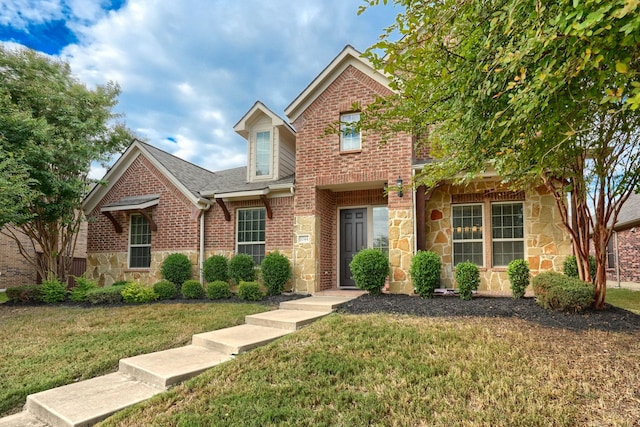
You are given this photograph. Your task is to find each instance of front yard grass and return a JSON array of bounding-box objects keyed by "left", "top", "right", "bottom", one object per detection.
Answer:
[
  {"left": 606, "top": 287, "right": 640, "bottom": 314},
  {"left": 0, "top": 291, "right": 7, "bottom": 304},
  {"left": 101, "top": 314, "right": 640, "bottom": 426},
  {"left": 0, "top": 302, "right": 270, "bottom": 416}
]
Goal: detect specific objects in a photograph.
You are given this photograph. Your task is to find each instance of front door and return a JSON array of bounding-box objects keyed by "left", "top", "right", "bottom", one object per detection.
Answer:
[{"left": 339, "top": 208, "right": 367, "bottom": 288}]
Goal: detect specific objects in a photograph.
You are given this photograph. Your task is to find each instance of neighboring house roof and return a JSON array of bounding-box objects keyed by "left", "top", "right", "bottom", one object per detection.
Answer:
[
  {"left": 615, "top": 192, "right": 640, "bottom": 230},
  {"left": 284, "top": 45, "right": 391, "bottom": 123}
]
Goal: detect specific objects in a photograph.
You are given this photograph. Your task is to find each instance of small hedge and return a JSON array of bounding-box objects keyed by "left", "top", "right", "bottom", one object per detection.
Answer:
[
  {"left": 410, "top": 250, "right": 441, "bottom": 299},
  {"left": 39, "top": 277, "right": 68, "bottom": 303},
  {"left": 86, "top": 285, "right": 125, "bottom": 304},
  {"left": 121, "top": 282, "right": 158, "bottom": 303},
  {"left": 563, "top": 255, "right": 596, "bottom": 282},
  {"left": 153, "top": 280, "right": 178, "bottom": 300},
  {"left": 506, "top": 259, "right": 530, "bottom": 299},
  {"left": 532, "top": 272, "right": 595, "bottom": 312},
  {"left": 229, "top": 253, "right": 256, "bottom": 284},
  {"left": 203, "top": 255, "right": 229, "bottom": 283},
  {"left": 182, "top": 280, "right": 205, "bottom": 299},
  {"left": 455, "top": 261, "right": 480, "bottom": 301},
  {"left": 6, "top": 284, "right": 41, "bottom": 303},
  {"left": 349, "top": 248, "right": 390, "bottom": 296},
  {"left": 261, "top": 251, "right": 291, "bottom": 296},
  {"left": 206, "top": 280, "right": 232, "bottom": 299},
  {"left": 69, "top": 275, "right": 97, "bottom": 302},
  {"left": 237, "top": 281, "right": 263, "bottom": 301},
  {"left": 161, "top": 253, "right": 193, "bottom": 287}
]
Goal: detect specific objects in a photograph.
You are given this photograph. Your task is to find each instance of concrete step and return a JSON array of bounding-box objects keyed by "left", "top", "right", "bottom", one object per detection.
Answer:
[
  {"left": 0, "top": 412, "right": 48, "bottom": 427},
  {"left": 192, "top": 324, "right": 292, "bottom": 354},
  {"left": 119, "top": 345, "right": 232, "bottom": 389},
  {"left": 245, "top": 309, "right": 330, "bottom": 330},
  {"left": 25, "top": 372, "right": 161, "bottom": 427},
  {"left": 280, "top": 296, "right": 356, "bottom": 312}
]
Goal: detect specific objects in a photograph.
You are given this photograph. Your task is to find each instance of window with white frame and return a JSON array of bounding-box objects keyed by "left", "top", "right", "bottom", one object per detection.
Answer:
[
  {"left": 129, "top": 214, "right": 151, "bottom": 268},
  {"left": 340, "top": 112, "right": 361, "bottom": 151},
  {"left": 452, "top": 204, "right": 484, "bottom": 266},
  {"left": 237, "top": 208, "right": 266, "bottom": 265},
  {"left": 372, "top": 206, "right": 389, "bottom": 254},
  {"left": 255, "top": 131, "right": 271, "bottom": 177},
  {"left": 491, "top": 202, "right": 524, "bottom": 266}
]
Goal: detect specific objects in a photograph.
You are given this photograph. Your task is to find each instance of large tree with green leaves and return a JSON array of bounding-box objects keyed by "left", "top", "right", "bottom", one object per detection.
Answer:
[
  {"left": 360, "top": 0, "right": 640, "bottom": 308},
  {"left": 0, "top": 46, "right": 133, "bottom": 283}
]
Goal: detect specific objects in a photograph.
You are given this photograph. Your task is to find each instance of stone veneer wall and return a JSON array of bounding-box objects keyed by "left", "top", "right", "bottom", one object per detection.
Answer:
[
  {"left": 424, "top": 181, "right": 571, "bottom": 292},
  {"left": 388, "top": 208, "right": 414, "bottom": 294},
  {"left": 86, "top": 250, "right": 199, "bottom": 287},
  {"left": 292, "top": 215, "right": 317, "bottom": 294}
]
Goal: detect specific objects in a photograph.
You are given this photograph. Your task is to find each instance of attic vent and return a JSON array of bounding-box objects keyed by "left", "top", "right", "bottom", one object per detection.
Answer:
[{"left": 451, "top": 190, "right": 525, "bottom": 204}]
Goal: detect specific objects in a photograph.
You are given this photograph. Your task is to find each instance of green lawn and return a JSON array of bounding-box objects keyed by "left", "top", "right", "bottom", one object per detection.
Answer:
[
  {"left": 0, "top": 291, "right": 7, "bottom": 304},
  {"left": 606, "top": 287, "right": 640, "bottom": 314},
  {"left": 0, "top": 302, "right": 271, "bottom": 416}
]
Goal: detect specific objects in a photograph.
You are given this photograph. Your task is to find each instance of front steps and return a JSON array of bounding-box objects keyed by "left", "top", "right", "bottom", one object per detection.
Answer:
[{"left": 0, "top": 295, "right": 357, "bottom": 427}]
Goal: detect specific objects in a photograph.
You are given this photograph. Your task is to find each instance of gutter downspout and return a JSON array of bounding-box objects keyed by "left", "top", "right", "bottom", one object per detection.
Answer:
[{"left": 198, "top": 200, "right": 211, "bottom": 285}]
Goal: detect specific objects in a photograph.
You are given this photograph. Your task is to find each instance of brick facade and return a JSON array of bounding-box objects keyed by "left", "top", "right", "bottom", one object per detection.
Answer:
[{"left": 607, "top": 228, "right": 640, "bottom": 286}]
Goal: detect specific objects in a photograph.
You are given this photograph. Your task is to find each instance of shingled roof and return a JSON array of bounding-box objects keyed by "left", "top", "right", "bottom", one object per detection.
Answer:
[{"left": 615, "top": 192, "right": 640, "bottom": 230}]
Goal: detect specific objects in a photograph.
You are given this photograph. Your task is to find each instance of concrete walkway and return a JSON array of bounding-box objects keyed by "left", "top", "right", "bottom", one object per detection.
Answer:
[{"left": 0, "top": 295, "right": 357, "bottom": 427}]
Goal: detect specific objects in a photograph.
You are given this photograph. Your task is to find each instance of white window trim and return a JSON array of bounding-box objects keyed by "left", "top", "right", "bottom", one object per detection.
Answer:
[
  {"left": 252, "top": 128, "right": 274, "bottom": 181},
  {"left": 236, "top": 207, "right": 266, "bottom": 264},
  {"left": 452, "top": 203, "right": 485, "bottom": 267},
  {"left": 128, "top": 213, "right": 151, "bottom": 269},
  {"left": 340, "top": 112, "right": 361, "bottom": 151},
  {"left": 490, "top": 201, "right": 525, "bottom": 267}
]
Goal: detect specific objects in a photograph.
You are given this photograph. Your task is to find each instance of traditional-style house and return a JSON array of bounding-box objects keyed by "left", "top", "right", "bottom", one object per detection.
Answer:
[
  {"left": 607, "top": 192, "right": 640, "bottom": 288},
  {"left": 82, "top": 45, "right": 571, "bottom": 293}
]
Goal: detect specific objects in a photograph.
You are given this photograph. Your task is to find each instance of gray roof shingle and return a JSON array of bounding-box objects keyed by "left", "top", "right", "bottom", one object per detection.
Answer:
[{"left": 616, "top": 192, "right": 640, "bottom": 229}]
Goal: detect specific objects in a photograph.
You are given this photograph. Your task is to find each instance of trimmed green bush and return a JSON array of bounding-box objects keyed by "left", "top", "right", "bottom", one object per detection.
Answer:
[
  {"left": 349, "top": 248, "right": 390, "bottom": 296},
  {"left": 455, "top": 261, "right": 480, "bottom": 301},
  {"left": 161, "top": 253, "right": 192, "bottom": 287},
  {"left": 121, "top": 282, "right": 158, "bottom": 303},
  {"left": 85, "top": 285, "right": 125, "bottom": 304},
  {"left": 563, "top": 255, "right": 596, "bottom": 282},
  {"left": 203, "top": 255, "right": 229, "bottom": 283},
  {"left": 153, "top": 280, "right": 178, "bottom": 300},
  {"left": 39, "top": 277, "right": 67, "bottom": 303},
  {"left": 6, "top": 284, "right": 41, "bottom": 303},
  {"left": 229, "top": 253, "right": 256, "bottom": 284},
  {"left": 410, "top": 250, "right": 441, "bottom": 299},
  {"left": 206, "top": 280, "right": 232, "bottom": 300},
  {"left": 261, "top": 251, "right": 291, "bottom": 296},
  {"left": 69, "top": 275, "right": 97, "bottom": 302},
  {"left": 112, "top": 280, "right": 130, "bottom": 287},
  {"left": 181, "top": 280, "right": 205, "bottom": 299},
  {"left": 506, "top": 259, "right": 530, "bottom": 299},
  {"left": 237, "top": 281, "right": 263, "bottom": 301},
  {"left": 533, "top": 271, "right": 595, "bottom": 312}
]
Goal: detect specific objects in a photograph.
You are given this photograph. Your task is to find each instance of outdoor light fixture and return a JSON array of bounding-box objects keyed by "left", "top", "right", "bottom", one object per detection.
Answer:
[{"left": 396, "top": 176, "right": 403, "bottom": 197}]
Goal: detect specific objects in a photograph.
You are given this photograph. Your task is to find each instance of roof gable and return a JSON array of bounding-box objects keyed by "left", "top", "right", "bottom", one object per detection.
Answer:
[
  {"left": 234, "top": 101, "right": 295, "bottom": 139},
  {"left": 284, "top": 45, "right": 390, "bottom": 123}
]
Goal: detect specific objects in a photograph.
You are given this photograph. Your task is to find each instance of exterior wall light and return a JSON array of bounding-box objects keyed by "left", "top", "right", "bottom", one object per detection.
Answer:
[{"left": 396, "top": 176, "right": 403, "bottom": 197}]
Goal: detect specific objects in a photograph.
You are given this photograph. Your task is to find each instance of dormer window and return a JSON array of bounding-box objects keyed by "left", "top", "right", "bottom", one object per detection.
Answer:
[
  {"left": 256, "top": 131, "right": 271, "bottom": 176},
  {"left": 340, "top": 112, "right": 361, "bottom": 151}
]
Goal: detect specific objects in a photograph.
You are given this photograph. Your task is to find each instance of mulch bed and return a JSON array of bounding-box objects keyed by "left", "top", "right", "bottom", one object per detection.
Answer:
[{"left": 338, "top": 293, "right": 640, "bottom": 333}]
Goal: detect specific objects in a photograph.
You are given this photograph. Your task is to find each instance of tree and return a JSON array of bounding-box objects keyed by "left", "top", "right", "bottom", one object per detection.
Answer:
[
  {"left": 360, "top": 0, "right": 640, "bottom": 308},
  {"left": 0, "top": 46, "right": 133, "bottom": 283}
]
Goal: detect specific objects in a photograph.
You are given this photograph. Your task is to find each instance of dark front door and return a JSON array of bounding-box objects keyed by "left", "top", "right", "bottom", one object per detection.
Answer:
[{"left": 340, "top": 208, "right": 367, "bottom": 288}]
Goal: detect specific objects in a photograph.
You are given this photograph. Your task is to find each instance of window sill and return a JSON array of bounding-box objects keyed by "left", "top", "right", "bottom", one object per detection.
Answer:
[
  {"left": 340, "top": 149, "right": 362, "bottom": 155},
  {"left": 125, "top": 268, "right": 151, "bottom": 272}
]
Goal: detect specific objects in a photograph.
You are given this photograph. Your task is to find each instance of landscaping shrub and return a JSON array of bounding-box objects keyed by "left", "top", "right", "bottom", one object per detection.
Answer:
[
  {"left": 206, "top": 280, "right": 232, "bottom": 299},
  {"left": 455, "top": 261, "right": 480, "bottom": 300},
  {"left": 533, "top": 272, "right": 595, "bottom": 312},
  {"left": 229, "top": 253, "right": 256, "bottom": 283},
  {"left": 121, "top": 282, "right": 158, "bottom": 303},
  {"left": 6, "top": 284, "right": 41, "bottom": 303},
  {"left": 112, "top": 280, "right": 130, "bottom": 287},
  {"left": 261, "top": 251, "right": 291, "bottom": 296},
  {"left": 203, "top": 255, "right": 229, "bottom": 283},
  {"left": 181, "top": 280, "right": 205, "bottom": 299},
  {"left": 39, "top": 277, "right": 67, "bottom": 303},
  {"left": 161, "top": 253, "right": 193, "bottom": 287},
  {"left": 506, "top": 259, "right": 530, "bottom": 299},
  {"left": 410, "top": 250, "right": 441, "bottom": 299},
  {"left": 85, "top": 285, "right": 125, "bottom": 304},
  {"left": 237, "top": 281, "right": 263, "bottom": 301},
  {"left": 563, "top": 255, "right": 596, "bottom": 281},
  {"left": 69, "top": 275, "right": 97, "bottom": 302},
  {"left": 153, "top": 280, "right": 178, "bottom": 300},
  {"left": 349, "top": 248, "right": 390, "bottom": 296}
]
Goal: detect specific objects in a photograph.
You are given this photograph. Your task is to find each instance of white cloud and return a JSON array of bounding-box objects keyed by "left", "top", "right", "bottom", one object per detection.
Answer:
[{"left": 0, "top": 0, "right": 63, "bottom": 28}]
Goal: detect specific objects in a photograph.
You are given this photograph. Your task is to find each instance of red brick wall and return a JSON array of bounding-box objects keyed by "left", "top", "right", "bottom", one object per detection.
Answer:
[
  {"left": 87, "top": 155, "right": 200, "bottom": 255},
  {"left": 609, "top": 228, "right": 640, "bottom": 283},
  {"left": 317, "top": 189, "right": 337, "bottom": 290}
]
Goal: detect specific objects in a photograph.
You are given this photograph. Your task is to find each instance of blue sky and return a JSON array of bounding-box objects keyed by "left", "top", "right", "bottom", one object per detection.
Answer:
[{"left": 0, "top": 0, "right": 401, "bottom": 178}]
